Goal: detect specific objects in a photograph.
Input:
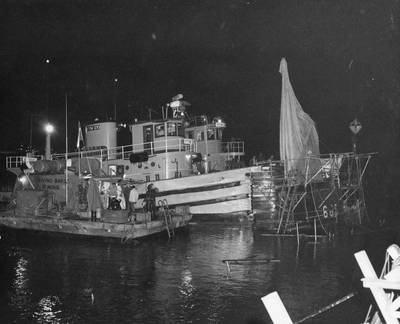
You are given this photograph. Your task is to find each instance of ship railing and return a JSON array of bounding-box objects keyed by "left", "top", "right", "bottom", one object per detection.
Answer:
[
  {"left": 257, "top": 152, "right": 376, "bottom": 187},
  {"left": 6, "top": 154, "right": 44, "bottom": 169},
  {"left": 106, "top": 138, "right": 192, "bottom": 159},
  {"left": 186, "top": 115, "right": 228, "bottom": 127},
  {"left": 49, "top": 140, "right": 240, "bottom": 163},
  {"left": 52, "top": 138, "right": 193, "bottom": 161},
  {"left": 52, "top": 149, "right": 103, "bottom": 160},
  {"left": 187, "top": 115, "right": 209, "bottom": 127},
  {"left": 249, "top": 152, "right": 376, "bottom": 188}
]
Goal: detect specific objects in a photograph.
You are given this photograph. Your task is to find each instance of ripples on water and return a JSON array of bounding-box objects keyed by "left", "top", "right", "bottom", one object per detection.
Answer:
[{"left": 0, "top": 224, "right": 398, "bottom": 323}]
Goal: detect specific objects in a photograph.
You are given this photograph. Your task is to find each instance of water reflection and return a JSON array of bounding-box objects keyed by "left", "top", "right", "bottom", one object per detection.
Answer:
[
  {"left": 0, "top": 225, "right": 397, "bottom": 323},
  {"left": 8, "top": 255, "right": 34, "bottom": 321},
  {"left": 33, "top": 296, "right": 62, "bottom": 323},
  {"left": 14, "top": 256, "right": 28, "bottom": 289},
  {"left": 179, "top": 269, "right": 194, "bottom": 298}
]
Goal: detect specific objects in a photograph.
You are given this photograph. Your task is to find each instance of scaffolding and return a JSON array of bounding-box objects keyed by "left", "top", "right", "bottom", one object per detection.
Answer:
[{"left": 251, "top": 152, "right": 374, "bottom": 234}]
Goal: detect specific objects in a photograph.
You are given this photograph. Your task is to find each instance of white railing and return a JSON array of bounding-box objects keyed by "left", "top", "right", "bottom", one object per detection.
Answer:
[
  {"left": 6, "top": 155, "right": 44, "bottom": 169},
  {"left": 6, "top": 140, "right": 243, "bottom": 169},
  {"left": 6, "top": 138, "right": 193, "bottom": 169},
  {"left": 51, "top": 137, "right": 193, "bottom": 161}
]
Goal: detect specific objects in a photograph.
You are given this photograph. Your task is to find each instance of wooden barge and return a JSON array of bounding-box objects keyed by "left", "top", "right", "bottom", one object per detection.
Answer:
[
  {"left": 0, "top": 210, "right": 191, "bottom": 241},
  {"left": 0, "top": 168, "right": 192, "bottom": 241}
]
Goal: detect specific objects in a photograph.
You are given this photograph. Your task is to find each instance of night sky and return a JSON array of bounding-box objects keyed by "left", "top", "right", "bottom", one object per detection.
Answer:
[{"left": 1, "top": 0, "right": 399, "bottom": 164}]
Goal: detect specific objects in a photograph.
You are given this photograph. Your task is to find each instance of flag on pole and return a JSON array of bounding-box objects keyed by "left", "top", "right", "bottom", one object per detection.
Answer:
[{"left": 76, "top": 121, "right": 84, "bottom": 149}]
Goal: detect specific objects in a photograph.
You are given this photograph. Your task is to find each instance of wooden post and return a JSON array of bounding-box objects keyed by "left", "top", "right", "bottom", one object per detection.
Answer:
[
  {"left": 314, "top": 218, "right": 317, "bottom": 243},
  {"left": 225, "top": 261, "right": 231, "bottom": 274},
  {"left": 65, "top": 93, "right": 68, "bottom": 207},
  {"left": 261, "top": 292, "right": 293, "bottom": 324}
]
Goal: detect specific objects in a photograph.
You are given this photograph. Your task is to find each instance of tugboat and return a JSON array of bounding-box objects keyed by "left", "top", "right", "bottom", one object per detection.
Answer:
[
  {"left": 2, "top": 94, "right": 261, "bottom": 241},
  {"left": 75, "top": 94, "right": 257, "bottom": 217}
]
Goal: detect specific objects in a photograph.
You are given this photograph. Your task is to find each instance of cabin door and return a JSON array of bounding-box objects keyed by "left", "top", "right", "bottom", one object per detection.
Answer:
[{"left": 143, "top": 125, "right": 154, "bottom": 154}]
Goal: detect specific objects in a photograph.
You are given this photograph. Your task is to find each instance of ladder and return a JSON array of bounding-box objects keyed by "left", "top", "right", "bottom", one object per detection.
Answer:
[{"left": 158, "top": 199, "right": 175, "bottom": 238}]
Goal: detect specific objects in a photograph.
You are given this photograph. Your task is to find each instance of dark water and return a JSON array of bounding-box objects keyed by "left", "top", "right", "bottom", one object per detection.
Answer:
[{"left": 0, "top": 222, "right": 398, "bottom": 324}]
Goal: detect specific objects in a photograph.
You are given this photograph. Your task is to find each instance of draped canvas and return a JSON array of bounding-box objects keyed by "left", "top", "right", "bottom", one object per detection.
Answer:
[{"left": 279, "top": 58, "right": 320, "bottom": 181}]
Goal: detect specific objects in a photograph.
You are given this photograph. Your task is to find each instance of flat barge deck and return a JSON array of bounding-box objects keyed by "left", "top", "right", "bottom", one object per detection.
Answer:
[{"left": 0, "top": 210, "right": 191, "bottom": 241}]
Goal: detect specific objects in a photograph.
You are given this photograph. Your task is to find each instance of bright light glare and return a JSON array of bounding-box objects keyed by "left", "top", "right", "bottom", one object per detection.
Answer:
[
  {"left": 18, "top": 176, "right": 27, "bottom": 184},
  {"left": 45, "top": 123, "right": 54, "bottom": 134}
]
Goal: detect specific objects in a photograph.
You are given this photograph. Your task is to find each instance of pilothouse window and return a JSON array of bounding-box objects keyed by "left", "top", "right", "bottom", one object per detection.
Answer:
[
  {"left": 196, "top": 132, "right": 204, "bottom": 141},
  {"left": 217, "top": 128, "right": 223, "bottom": 140},
  {"left": 155, "top": 124, "right": 165, "bottom": 137},
  {"left": 167, "top": 123, "right": 176, "bottom": 136},
  {"left": 207, "top": 128, "right": 216, "bottom": 140},
  {"left": 167, "top": 122, "right": 183, "bottom": 137}
]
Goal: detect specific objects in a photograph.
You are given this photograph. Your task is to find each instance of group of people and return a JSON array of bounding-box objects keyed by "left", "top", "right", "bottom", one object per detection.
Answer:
[
  {"left": 85, "top": 178, "right": 158, "bottom": 221},
  {"left": 105, "top": 181, "right": 125, "bottom": 210}
]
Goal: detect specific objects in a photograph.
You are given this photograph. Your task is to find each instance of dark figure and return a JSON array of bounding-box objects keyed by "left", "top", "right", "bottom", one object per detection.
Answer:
[
  {"left": 87, "top": 178, "right": 102, "bottom": 222},
  {"left": 109, "top": 197, "right": 121, "bottom": 210},
  {"left": 145, "top": 184, "right": 157, "bottom": 219},
  {"left": 78, "top": 181, "right": 89, "bottom": 211}
]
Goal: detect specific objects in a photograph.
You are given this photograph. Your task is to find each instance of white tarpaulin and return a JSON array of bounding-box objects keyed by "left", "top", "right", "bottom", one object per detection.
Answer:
[{"left": 279, "top": 58, "right": 320, "bottom": 181}]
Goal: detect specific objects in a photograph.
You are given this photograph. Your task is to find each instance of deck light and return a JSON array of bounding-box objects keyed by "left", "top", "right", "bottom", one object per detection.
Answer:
[
  {"left": 44, "top": 123, "right": 54, "bottom": 160},
  {"left": 45, "top": 123, "right": 54, "bottom": 134}
]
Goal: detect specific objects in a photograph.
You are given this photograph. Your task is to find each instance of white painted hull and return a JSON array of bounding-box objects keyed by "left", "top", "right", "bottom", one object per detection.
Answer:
[
  {"left": 189, "top": 198, "right": 251, "bottom": 215},
  {"left": 135, "top": 166, "right": 261, "bottom": 215}
]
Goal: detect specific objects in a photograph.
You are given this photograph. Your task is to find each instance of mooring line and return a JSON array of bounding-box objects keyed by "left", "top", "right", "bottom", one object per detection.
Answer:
[{"left": 294, "top": 292, "right": 357, "bottom": 324}]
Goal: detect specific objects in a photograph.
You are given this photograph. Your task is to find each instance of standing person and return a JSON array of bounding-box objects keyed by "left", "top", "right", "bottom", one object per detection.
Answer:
[
  {"left": 108, "top": 183, "right": 118, "bottom": 209},
  {"left": 145, "top": 183, "right": 157, "bottom": 219},
  {"left": 128, "top": 185, "right": 139, "bottom": 221},
  {"left": 116, "top": 180, "right": 126, "bottom": 210},
  {"left": 87, "top": 178, "right": 102, "bottom": 222}
]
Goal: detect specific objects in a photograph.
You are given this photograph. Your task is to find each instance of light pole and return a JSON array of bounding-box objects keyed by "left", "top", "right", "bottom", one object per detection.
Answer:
[
  {"left": 113, "top": 77, "right": 118, "bottom": 121},
  {"left": 45, "top": 58, "right": 50, "bottom": 118},
  {"left": 44, "top": 123, "right": 54, "bottom": 160}
]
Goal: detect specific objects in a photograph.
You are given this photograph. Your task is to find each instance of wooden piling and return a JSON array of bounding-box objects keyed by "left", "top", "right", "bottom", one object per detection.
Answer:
[{"left": 314, "top": 218, "right": 317, "bottom": 243}]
